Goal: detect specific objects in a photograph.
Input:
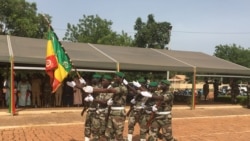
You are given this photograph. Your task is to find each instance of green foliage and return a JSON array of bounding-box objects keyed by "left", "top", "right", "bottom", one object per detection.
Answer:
[
  {"left": 0, "top": 0, "right": 51, "bottom": 38},
  {"left": 216, "top": 95, "right": 232, "bottom": 103},
  {"left": 214, "top": 44, "right": 250, "bottom": 68},
  {"left": 133, "top": 14, "right": 172, "bottom": 49},
  {"left": 63, "top": 15, "right": 133, "bottom": 46},
  {"left": 217, "top": 95, "right": 248, "bottom": 105},
  {"left": 123, "top": 71, "right": 167, "bottom": 83}
]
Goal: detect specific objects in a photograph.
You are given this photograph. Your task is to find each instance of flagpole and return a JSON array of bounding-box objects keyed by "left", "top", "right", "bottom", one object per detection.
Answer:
[{"left": 10, "top": 56, "right": 16, "bottom": 115}]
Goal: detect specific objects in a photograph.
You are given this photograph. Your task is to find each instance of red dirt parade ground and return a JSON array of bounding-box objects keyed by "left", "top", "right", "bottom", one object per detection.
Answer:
[{"left": 1, "top": 104, "right": 250, "bottom": 141}]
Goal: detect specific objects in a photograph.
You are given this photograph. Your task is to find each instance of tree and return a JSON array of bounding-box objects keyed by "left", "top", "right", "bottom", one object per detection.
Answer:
[
  {"left": 96, "top": 31, "right": 133, "bottom": 46},
  {"left": 63, "top": 14, "right": 133, "bottom": 46},
  {"left": 0, "top": 0, "right": 51, "bottom": 38},
  {"left": 133, "top": 14, "right": 172, "bottom": 49},
  {"left": 214, "top": 44, "right": 250, "bottom": 68}
]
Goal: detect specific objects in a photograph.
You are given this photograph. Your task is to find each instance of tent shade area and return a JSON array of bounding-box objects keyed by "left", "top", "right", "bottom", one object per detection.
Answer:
[{"left": 1, "top": 35, "right": 250, "bottom": 76}]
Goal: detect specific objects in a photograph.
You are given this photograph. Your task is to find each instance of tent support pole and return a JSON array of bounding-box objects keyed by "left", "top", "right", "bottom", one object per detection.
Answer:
[
  {"left": 10, "top": 56, "right": 16, "bottom": 115},
  {"left": 191, "top": 67, "right": 197, "bottom": 110},
  {"left": 166, "top": 71, "right": 170, "bottom": 80},
  {"left": 116, "top": 63, "right": 120, "bottom": 72}
]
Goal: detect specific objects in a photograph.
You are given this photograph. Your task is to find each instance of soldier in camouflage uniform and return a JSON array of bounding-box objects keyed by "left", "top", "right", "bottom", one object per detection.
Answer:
[
  {"left": 141, "top": 80, "right": 177, "bottom": 141},
  {"left": 92, "top": 74, "right": 113, "bottom": 140},
  {"left": 84, "top": 72, "right": 128, "bottom": 141},
  {"left": 141, "top": 81, "right": 159, "bottom": 141},
  {"left": 83, "top": 74, "right": 102, "bottom": 141},
  {"left": 127, "top": 77, "right": 148, "bottom": 141}
]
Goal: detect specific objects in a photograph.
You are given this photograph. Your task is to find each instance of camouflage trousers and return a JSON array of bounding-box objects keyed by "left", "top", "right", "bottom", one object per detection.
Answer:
[
  {"left": 98, "top": 108, "right": 108, "bottom": 137},
  {"left": 105, "top": 109, "right": 126, "bottom": 141},
  {"left": 147, "top": 113, "right": 176, "bottom": 141},
  {"left": 140, "top": 111, "right": 151, "bottom": 139},
  {"left": 128, "top": 109, "right": 149, "bottom": 139},
  {"left": 84, "top": 110, "right": 97, "bottom": 138}
]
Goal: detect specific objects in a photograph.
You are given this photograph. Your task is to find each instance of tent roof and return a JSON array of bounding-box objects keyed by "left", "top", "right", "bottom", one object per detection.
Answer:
[
  {"left": 155, "top": 49, "right": 250, "bottom": 75},
  {"left": 1, "top": 35, "right": 250, "bottom": 75},
  {"left": 0, "top": 36, "right": 10, "bottom": 62}
]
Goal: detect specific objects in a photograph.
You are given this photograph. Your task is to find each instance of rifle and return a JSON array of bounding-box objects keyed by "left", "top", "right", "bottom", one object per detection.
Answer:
[
  {"left": 126, "top": 94, "right": 141, "bottom": 117},
  {"left": 126, "top": 103, "right": 134, "bottom": 117},
  {"left": 146, "top": 100, "right": 162, "bottom": 127},
  {"left": 80, "top": 102, "right": 89, "bottom": 116},
  {"left": 125, "top": 83, "right": 143, "bottom": 117},
  {"left": 104, "top": 98, "right": 113, "bottom": 129}
]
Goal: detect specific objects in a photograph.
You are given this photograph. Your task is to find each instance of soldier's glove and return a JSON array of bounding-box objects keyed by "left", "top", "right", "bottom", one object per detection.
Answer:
[
  {"left": 133, "top": 81, "right": 141, "bottom": 88},
  {"left": 96, "top": 109, "right": 100, "bottom": 114},
  {"left": 83, "top": 86, "right": 93, "bottom": 93},
  {"left": 79, "top": 77, "right": 86, "bottom": 84},
  {"left": 66, "top": 81, "right": 76, "bottom": 88},
  {"left": 107, "top": 85, "right": 112, "bottom": 89},
  {"left": 88, "top": 94, "right": 94, "bottom": 102},
  {"left": 107, "top": 98, "right": 113, "bottom": 106},
  {"left": 140, "top": 91, "right": 152, "bottom": 98},
  {"left": 3, "top": 80, "right": 7, "bottom": 87},
  {"left": 123, "top": 79, "right": 128, "bottom": 85},
  {"left": 84, "top": 96, "right": 90, "bottom": 102},
  {"left": 130, "top": 98, "right": 136, "bottom": 104},
  {"left": 152, "top": 104, "right": 158, "bottom": 112}
]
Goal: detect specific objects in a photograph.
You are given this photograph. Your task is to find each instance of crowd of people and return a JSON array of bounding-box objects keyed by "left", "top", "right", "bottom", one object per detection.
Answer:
[
  {"left": 66, "top": 71, "right": 176, "bottom": 141},
  {"left": 1, "top": 73, "right": 84, "bottom": 108}
]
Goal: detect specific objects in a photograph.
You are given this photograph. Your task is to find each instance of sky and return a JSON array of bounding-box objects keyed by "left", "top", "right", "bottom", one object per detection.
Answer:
[{"left": 27, "top": 0, "right": 250, "bottom": 55}]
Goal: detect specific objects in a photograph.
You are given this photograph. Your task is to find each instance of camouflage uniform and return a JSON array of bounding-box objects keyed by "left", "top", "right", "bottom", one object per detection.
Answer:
[
  {"left": 84, "top": 74, "right": 102, "bottom": 141},
  {"left": 93, "top": 86, "right": 113, "bottom": 140},
  {"left": 105, "top": 76, "right": 128, "bottom": 141},
  {"left": 147, "top": 80, "right": 176, "bottom": 141},
  {"left": 84, "top": 101, "right": 98, "bottom": 140},
  {"left": 143, "top": 91, "right": 157, "bottom": 141},
  {"left": 128, "top": 94, "right": 148, "bottom": 140},
  {"left": 127, "top": 77, "right": 148, "bottom": 141}
]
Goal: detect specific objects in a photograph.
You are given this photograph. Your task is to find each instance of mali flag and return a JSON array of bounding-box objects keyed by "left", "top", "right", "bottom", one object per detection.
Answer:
[{"left": 45, "top": 31, "right": 72, "bottom": 93}]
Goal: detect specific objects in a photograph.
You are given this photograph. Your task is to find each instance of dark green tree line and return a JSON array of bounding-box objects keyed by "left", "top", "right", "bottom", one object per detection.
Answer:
[
  {"left": 133, "top": 14, "right": 172, "bottom": 49},
  {"left": 63, "top": 15, "right": 133, "bottom": 46},
  {"left": 0, "top": 0, "right": 51, "bottom": 38},
  {"left": 214, "top": 44, "right": 250, "bottom": 68}
]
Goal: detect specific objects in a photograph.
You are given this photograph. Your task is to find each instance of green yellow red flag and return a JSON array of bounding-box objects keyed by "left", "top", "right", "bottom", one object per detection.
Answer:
[{"left": 45, "top": 30, "right": 72, "bottom": 93}]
